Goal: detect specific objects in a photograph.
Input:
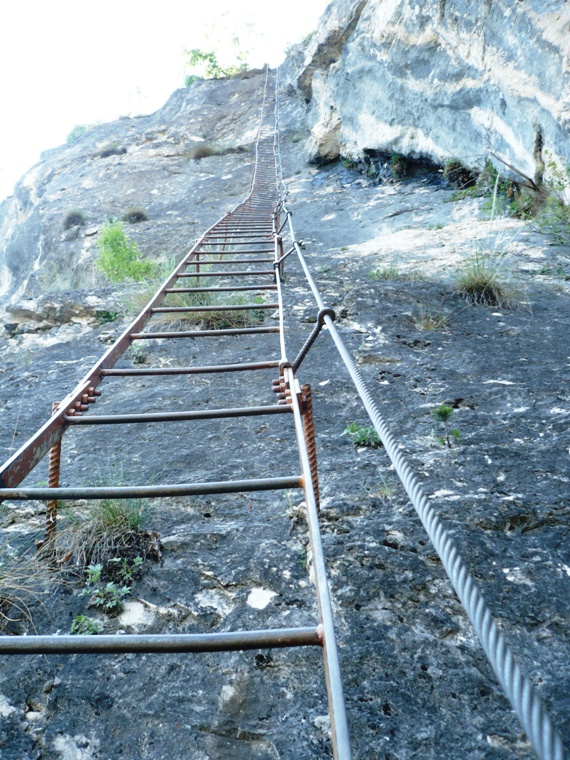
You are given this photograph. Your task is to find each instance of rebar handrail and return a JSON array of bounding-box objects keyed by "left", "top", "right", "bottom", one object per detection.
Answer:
[{"left": 274, "top": 65, "right": 567, "bottom": 760}]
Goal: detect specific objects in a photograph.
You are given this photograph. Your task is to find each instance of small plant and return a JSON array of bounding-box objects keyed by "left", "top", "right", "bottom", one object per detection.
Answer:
[
  {"left": 124, "top": 262, "right": 266, "bottom": 329},
  {"left": 342, "top": 422, "right": 382, "bottom": 448},
  {"left": 108, "top": 556, "right": 143, "bottom": 585},
  {"left": 71, "top": 614, "right": 102, "bottom": 635},
  {"left": 81, "top": 564, "right": 130, "bottom": 616},
  {"left": 370, "top": 265, "right": 399, "bottom": 281},
  {"left": 450, "top": 187, "right": 485, "bottom": 202},
  {"left": 130, "top": 343, "right": 148, "bottom": 364},
  {"left": 369, "top": 474, "right": 396, "bottom": 501},
  {"left": 121, "top": 207, "right": 148, "bottom": 224},
  {"left": 431, "top": 404, "right": 460, "bottom": 448},
  {"left": 97, "top": 310, "right": 119, "bottom": 325},
  {"left": 96, "top": 220, "right": 155, "bottom": 283},
  {"left": 63, "top": 209, "right": 87, "bottom": 230},
  {"left": 537, "top": 195, "right": 570, "bottom": 245}
]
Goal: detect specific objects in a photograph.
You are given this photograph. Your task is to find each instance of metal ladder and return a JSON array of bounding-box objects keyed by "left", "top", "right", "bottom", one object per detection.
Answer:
[{"left": 0, "top": 72, "right": 352, "bottom": 758}]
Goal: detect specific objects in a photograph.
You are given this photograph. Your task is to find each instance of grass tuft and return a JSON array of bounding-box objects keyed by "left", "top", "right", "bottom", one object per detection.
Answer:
[
  {"left": 187, "top": 143, "right": 220, "bottom": 160},
  {"left": 121, "top": 207, "right": 148, "bottom": 224},
  {"left": 0, "top": 543, "right": 54, "bottom": 628},
  {"left": 455, "top": 251, "right": 519, "bottom": 308},
  {"left": 63, "top": 209, "right": 87, "bottom": 230},
  {"left": 58, "top": 497, "right": 155, "bottom": 568},
  {"left": 370, "top": 265, "right": 400, "bottom": 281}
]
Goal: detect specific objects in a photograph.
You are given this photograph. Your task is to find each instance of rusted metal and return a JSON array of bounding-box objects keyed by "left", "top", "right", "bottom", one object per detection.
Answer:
[
  {"left": 300, "top": 385, "right": 320, "bottom": 511},
  {"left": 100, "top": 360, "right": 280, "bottom": 377},
  {"left": 164, "top": 284, "right": 277, "bottom": 293},
  {"left": 176, "top": 269, "right": 275, "bottom": 278},
  {"left": 188, "top": 250, "right": 274, "bottom": 255},
  {"left": 0, "top": 71, "right": 353, "bottom": 760},
  {"left": 66, "top": 404, "right": 293, "bottom": 425},
  {"left": 45, "top": 402, "right": 61, "bottom": 544},
  {"left": 292, "top": 307, "right": 337, "bottom": 372},
  {"left": 0, "top": 475, "right": 304, "bottom": 501},
  {"left": 151, "top": 302, "right": 278, "bottom": 314},
  {"left": 130, "top": 326, "right": 280, "bottom": 340},
  {"left": 0, "top": 626, "right": 322, "bottom": 655}
]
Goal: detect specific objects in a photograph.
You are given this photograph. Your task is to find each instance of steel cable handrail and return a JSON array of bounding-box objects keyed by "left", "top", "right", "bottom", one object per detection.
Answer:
[{"left": 274, "top": 67, "right": 567, "bottom": 760}]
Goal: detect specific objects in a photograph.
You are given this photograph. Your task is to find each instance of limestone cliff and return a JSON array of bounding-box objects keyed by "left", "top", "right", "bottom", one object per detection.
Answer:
[
  {"left": 287, "top": 0, "right": 570, "bottom": 181},
  {"left": 0, "top": 72, "right": 270, "bottom": 322}
]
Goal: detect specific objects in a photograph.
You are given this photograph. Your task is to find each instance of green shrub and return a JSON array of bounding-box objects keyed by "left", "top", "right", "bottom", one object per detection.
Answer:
[
  {"left": 124, "top": 260, "right": 267, "bottom": 329},
  {"left": 63, "top": 209, "right": 87, "bottom": 230},
  {"left": 184, "top": 48, "right": 248, "bottom": 83},
  {"left": 502, "top": 150, "right": 569, "bottom": 242},
  {"left": 96, "top": 220, "right": 154, "bottom": 283},
  {"left": 342, "top": 422, "right": 382, "bottom": 448},
  {"left": 121, "top": 207, "right": 148, "bottom": 224}
]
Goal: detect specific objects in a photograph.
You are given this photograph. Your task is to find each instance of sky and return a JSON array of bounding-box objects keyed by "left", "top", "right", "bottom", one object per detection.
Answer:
[{"left": 0, "top": 0, "right": 329, "bottom": 204}]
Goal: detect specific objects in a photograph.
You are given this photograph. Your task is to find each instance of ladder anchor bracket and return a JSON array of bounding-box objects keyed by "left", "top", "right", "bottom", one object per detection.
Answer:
[
  {"left": 292, "top": 308, "right": 336, "bottom": 373},
  {"left": 274, "top": 246, "right": 296, "bottom": 268}
]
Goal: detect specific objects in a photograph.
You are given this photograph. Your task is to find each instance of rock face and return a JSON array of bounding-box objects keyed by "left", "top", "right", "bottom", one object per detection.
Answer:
[
  {"left": 0, "top": 73, "right": 270, "bottom": 317},
  {"left": 288, "top": 0, "right": 570, "bottom": 180},
  {"left": 1, "top": 26, "right": 570, "bottom": 760}
]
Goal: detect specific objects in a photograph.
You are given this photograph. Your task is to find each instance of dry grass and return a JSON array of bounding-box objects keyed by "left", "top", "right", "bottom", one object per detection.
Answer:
[
  {"left": 56, "top": 497, "right": 155, "bottom": 569},
  {"left": 370, "top": 264, "right": 400, "bottom": 281},
  {"left": 412, "top": 302, "right": 451, "bottom": 331},
  {"left": 0, "top": 543, "right": 54, "bottom": 628},
  {"left": 455, "top": 251, "right": 520, "bottom": 308}
]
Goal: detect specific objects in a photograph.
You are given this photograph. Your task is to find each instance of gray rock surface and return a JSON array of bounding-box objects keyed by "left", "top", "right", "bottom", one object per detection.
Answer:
[
  {"left": 1, "top": 67, "right": 570, "bottom": 759},
  {"left": 0, "top": 73, "right": 269, "bottom": 311},
  {"left": 286, "top": 0, "right": 570, "bottom": 182}
]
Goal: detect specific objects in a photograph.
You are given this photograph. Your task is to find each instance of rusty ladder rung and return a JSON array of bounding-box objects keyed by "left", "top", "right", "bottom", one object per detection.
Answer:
[
  {"left": 65, "top": 404, "right": 293, "bottom": 425},
  {"left": 0, "top": 627, "right": 322, "bottom": 655},
  {"left": 130, "top": 326, "right": 280, "bottom": 340},
  {"left": 0, "top": 475, "right": 304, "bottom": 501}
]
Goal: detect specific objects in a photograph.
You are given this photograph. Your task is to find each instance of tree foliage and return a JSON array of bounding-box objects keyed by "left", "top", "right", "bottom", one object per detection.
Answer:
[{"left": 184, "top": 48, "right": 248, "bottom": 86}]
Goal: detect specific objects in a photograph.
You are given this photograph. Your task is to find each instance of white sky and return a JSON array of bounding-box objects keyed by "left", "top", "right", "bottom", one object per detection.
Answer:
[{"left": 0, "top": 0, "right": 328, "bottom": 203}]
